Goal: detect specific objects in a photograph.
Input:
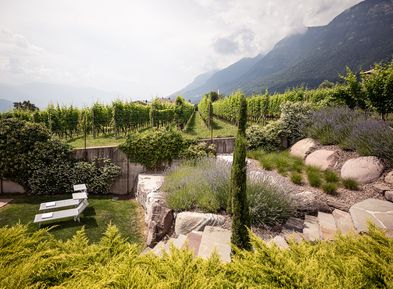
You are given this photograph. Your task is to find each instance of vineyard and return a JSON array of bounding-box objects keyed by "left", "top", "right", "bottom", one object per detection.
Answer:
[
  {"left": 212, "top": 86, "right": 343, "bottom": 125},
  {"left": 0, "top": 96, "right": 194, "bottom": 139}
]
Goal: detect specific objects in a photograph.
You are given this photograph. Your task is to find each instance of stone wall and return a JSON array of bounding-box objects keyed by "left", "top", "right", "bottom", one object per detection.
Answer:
[{"left": 72, "top": 146, "right": 145, "bottom": 195}]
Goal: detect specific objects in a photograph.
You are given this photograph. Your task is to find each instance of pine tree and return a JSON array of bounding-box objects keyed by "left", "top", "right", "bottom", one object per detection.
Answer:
[{"left": 230, "top": 94, "right": 251, "bottom": 251}]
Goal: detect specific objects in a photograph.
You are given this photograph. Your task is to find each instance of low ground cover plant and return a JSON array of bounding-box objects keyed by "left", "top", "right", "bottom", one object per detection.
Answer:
[
  {"left": 0, "top": 224, "right": 392, "bottom": 288},
  {"left": 163, "top": 158, "right": 292, "bottom": 226}
]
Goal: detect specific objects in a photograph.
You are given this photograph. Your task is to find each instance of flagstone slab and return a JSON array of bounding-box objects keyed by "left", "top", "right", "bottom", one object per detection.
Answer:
[
  {"left": 349, "top": 198, "right": 393, "bottom": 233},
  {"left": 198, "top": 226, "right": 231, "bottom": 263}
]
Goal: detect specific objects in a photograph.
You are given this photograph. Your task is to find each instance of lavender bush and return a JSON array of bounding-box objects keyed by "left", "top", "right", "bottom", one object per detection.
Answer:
[
  {"left": 308, "top": 106, "right": 363, "bottom": 146},
  {"left": 347, "top": 120, "right": 393, "bottom": 164},
  {"left": 163, "top": 158, "right": 292, "bottom": 225}
]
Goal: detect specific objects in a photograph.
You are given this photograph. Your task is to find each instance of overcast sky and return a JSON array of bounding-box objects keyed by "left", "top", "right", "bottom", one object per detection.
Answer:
[{"left": 0, "top": 0, "right": 363, "bottom": 101}]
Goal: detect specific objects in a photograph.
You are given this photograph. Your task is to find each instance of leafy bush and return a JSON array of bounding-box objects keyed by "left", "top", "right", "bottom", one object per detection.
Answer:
[
  {"left": 322, "top": 182, "right": 338, "bottom": 195},
  {"left": 1, "top": 224, "right": 392, "bottom": 288},
  {"left": 180, "top": 142, "right": 216, "bottom": 160},
  {"left": 246, "top": 122, "right": 281, "bottom": 151},
  {"left": 120, "top": 127, "right": 187, "bottom": 170},
  {"left": 164, "top": 158, "right": 292, "bottom": 226},
  {"left": 342, "top": 178, "right": 359, "bottom": 191},
  {"left": 279, "top": 102, "right": 313, "bottom": 146},
  {"left": 120, "top": 128, "right": 216, "bottom": 170}
]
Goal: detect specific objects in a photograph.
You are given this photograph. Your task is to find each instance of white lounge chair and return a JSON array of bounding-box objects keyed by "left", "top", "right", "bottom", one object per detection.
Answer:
[
  {"left": 34, "top": 200, "right": 88, "bottom": 226},
  {"left": 73, "top": 184, "right": 87, "bottom": 193},
  {"left": 39, "top": 199, "right": 81, "bottom": 212}
]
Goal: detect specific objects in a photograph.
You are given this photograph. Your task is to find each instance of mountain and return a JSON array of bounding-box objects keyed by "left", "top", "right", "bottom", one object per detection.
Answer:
[
  {"left": 170, "top": 70, "right": 217, "bottom": 102},
  {"left": 173, "top": 0, "right": 393, "bottom": 102},
  {"left": 0, "top": 98, "right": 13, "bottom": 112},
  {"left": 171, "top": 55, "right": 263, "bottom": 103},
  {"left": 0, "top": 82, "right": 117, "bottom": 109}
]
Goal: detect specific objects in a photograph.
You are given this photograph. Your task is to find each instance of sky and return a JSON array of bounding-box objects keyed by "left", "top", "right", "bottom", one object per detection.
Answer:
[{"left": 0, "top": 0, "right": 363, "bottom": 102}]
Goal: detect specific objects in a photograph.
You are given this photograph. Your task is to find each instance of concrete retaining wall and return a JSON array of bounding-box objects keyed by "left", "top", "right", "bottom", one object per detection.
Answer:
[
  {"left": 200, "top": 137, "right": 235, "bottom": 154},
  {"left": 0, "top": 180, "right": 25, "bottom": 193},
  {"left": 72, "top": 146, "right": 145, "bottom": 195}
]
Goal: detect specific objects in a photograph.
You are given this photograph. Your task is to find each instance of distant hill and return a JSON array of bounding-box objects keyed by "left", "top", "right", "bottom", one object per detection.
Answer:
[
  {"left": 173, "top": 0, "right": 393, "bottom": 102},
  {"left": 0, "top": 98, "right": 13, "bottom": 112},
  {"left": 0, "top": 82, "right": 117, "bottom": 109}
]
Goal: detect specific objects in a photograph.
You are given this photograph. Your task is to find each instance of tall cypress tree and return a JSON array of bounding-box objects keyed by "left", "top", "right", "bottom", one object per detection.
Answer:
[{"left": 230, "top": 94, "right": 251, "bottom": 251}]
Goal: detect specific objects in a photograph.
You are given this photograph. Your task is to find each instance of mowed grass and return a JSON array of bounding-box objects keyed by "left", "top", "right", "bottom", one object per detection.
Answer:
[
  {"left": 0, "top": 194, "right": 144, "bottom": 244},
  {"left": 63, "top": 133, "right": 127, "bottom": 148},
  {"left": 183, "top": 112, "right": 237, "bottom": 139}
]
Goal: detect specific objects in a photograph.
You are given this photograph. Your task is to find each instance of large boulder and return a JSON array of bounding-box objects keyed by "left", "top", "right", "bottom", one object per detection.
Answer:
[
  {"left": 341, "top": 157, "right": 384, "bottom": 184},
  {"left": 305, "top": 149, "right": 340, "bottom": 170},
  {"left": 291, "top": 191, "right": 330, "bottom": 213},
  {"left": 290, "top": 138, "right": 319, "bottom": 159},
  {"left": 385, "top": 171, "right": 393, "bottom": 185},
  {"left": 146, "top": 203, "right": 174, "bottom": 247},
  {"left": 175, "top": 212, "right": 226, "bottom": 235}
]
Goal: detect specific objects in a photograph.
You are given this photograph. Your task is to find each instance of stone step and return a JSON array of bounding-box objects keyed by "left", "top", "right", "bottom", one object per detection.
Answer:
[
  {"left": 318, "top": 212, "right": 337, "bottom": 240},
  {"left": 167, "top": 234, "right": 187, "bottom": 249},
  {"left": 198, "top": 226, "right": 231, "bottom": 263},
  {"left": 183, "top": 231, "right": 203, "bottom": 256},
  {"left": 282, "top": 229, "right": 304, "bottom": 243},
  {"left": 268, "top": 235, "right": 289, "bottom": 249},
  {"left": 151, "top": 240, "right": 169, "bottom": 256},
  {"left": 303, "top": 215, "right": 320, "bottom": 242},
  {"left": 332, "top": 209, "right": 355, "bottom": 235},
  {"left": 283, "top": 217, "right": 304, "bottom": 232},
  {"left": 349, "top": 198, "right": 393, "bottom": 233}
]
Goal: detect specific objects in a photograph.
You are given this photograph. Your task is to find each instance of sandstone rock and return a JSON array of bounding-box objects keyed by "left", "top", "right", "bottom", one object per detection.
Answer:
[
  {"left": 373, "top": 183, "right": 392, "bottom": 193},
  {"left": 305, "top": 149, "right": 339, "bottom": 170},
  {"left": 146, "top": 203, "right": 174, "bottom": 247},
  {"left": 175, "top": 212, "right": 226, "bottom": 235},
  {"left": 289, "top": 138, "right": 319, "bottom": 159},
  {"left": 136, "top": 174, "right": 165, "bottom": 209},
  {"left": 292, "top": 191, "right": 330, "bottom": 213},
  {"left": 385, "top": 171, "right": 393, "bottom": 185},
  {"left": 385, "top": 191, "right": 393, "bottom": 202},
  {"left": 341, "top": 157, "right": 384, "bottom": 184}
]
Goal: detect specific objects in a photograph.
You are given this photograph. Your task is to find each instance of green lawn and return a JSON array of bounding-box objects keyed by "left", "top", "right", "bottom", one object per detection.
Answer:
[
  {"left": 0, "top": 194, "right": 144, "bottom": 244},
  {"left": 183, "top": 112, "right": 237, "bottom": 139},
  {"left": 63, "top": 133, "right": 127, "bottom": 148}
]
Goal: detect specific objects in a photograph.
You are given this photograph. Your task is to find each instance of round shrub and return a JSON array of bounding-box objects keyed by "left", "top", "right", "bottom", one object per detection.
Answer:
[{"left": 290, "top": 172, "right": 303, "bottom": 185}]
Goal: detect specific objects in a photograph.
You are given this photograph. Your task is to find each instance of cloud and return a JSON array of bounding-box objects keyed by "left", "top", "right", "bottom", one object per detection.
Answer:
[{"left": 0, "top": 0, "right": 363, "bottom": 100}]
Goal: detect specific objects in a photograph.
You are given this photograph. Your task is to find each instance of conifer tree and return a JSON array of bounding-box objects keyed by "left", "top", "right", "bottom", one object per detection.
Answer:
[{"left": 230, "top": 94, "right": 251, "bottom": 251}]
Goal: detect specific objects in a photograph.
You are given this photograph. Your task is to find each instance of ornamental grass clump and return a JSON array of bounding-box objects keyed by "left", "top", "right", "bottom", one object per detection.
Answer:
[{"left": 342, "top": 178, "right": 359, "bottom": 191}]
